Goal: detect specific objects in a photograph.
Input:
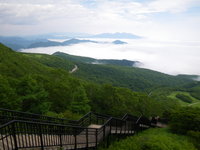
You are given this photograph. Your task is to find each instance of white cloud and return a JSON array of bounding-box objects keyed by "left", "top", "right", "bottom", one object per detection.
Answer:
[
  {"left": 0, "top": 0, "right": 200, "bottom": 41},
  {"left": 21, "top": 39, "right": 200, "bottom": 75},
  {"left": 147, "top": 0, "right": 200, "bottom": 13}
]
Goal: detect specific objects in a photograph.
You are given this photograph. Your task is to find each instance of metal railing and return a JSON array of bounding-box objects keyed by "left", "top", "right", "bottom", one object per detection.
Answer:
[
  {"left": 0, "top": 109, "right": 152, "bottom": 150},
  {"left": 0, "top": 108, "right": 71, "bottom": 125}
]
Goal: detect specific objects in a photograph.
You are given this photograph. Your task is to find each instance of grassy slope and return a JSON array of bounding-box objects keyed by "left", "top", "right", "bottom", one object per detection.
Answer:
[
  {"left": 168, "top": 91, "right": 200, "bottom": 107},
  {"left": 22, "top": 53, "right": 75, "bottom": 71},
  {"left": 100, "top": 128, "right": 197, "bottom": 150}
]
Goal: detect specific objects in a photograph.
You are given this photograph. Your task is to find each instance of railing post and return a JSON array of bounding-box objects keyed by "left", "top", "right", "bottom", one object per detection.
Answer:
[
  {"left": 120, "top": 121, "right": 122, "bottom": 134},
  {"left": 39, "top": 124, "right": 44, "bottom": 150},
  {"left": 107, "top": 122, "right": 111, "bottom": 148},
  {"left": 12, "top": 122, "right": 18, "bottom": 150},
  {"left": 95, "top": 129, "right": 98, "bottom": 149},
  {"left": 86, "top": 128, "right": 88, "bottom": 149},
  {"left": 124, "top": 121, "right": 127, "bottom": 134},
  {"left": 103, "top": 126, "right": 105, "bottom": 140},
  {"left": 59, "top": 126, "right": 63, "bottom": 148},
  {"left": 115, "top": 120, "right": 117, "bottom": 134},
  {"left": 103, "top": 125, "right": 106, "bottom": 147},
  {"left": 74, "top": 129, "right": 77, "bottom": 150}
]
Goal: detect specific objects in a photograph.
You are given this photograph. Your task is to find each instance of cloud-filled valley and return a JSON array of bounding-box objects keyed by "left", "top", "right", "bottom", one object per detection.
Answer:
[{"left": 21, "top": 38, "right": 200, "bottom": 76}]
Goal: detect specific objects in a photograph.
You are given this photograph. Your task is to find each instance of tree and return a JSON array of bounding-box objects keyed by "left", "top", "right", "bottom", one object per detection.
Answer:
[
  {"left": 0, "top": 75, "right": 19, "bottom": 110},
  {"left": 69, "top": 79, "right": 90, "bottom": 114},
  {"left": 17, "top": 75, "right": 49, "bottom": 114}
]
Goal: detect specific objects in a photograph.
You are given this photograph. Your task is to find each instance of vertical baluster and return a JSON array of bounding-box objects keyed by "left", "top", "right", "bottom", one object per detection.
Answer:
[
  {"left": 124, "top": 121, "right": 127, "bottom": 134},
  {"left": 39, "top": 124, "right": 44, "bottom": 150},
  {"left": 74, "top": 128, "right": 77, "bottom": 150},
  {"left": 59, "top": 126, "right": 63, "bottom": 148},
  {"left": 115, "top": 120, "right": 117, "bottom": 133},
  {"left": 1, "top": 130, "right": 6, "bottom": 150},
  {"left": 86, "top": 128, "right": 88, "bottom": 149},
  {"left": 95, "top": 129, "right": 98, "bottom": 149},
  {"left": 12, "top": 122, "right": 18, "bottom": 150}
]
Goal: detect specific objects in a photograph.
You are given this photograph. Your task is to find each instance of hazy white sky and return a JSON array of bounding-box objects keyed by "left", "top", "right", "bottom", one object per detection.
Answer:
[
  {"left": 0, "top": 0, "right": 200, "bottom": 41},
  {"left": 1, "top": 0, "right": 200, "bottom": 75},
  {"left": 21, "top": 39, "right": 200, "bottom": 75}
]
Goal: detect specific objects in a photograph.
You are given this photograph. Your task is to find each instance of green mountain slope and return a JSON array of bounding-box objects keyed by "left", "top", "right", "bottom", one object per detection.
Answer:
[
  {"left": 0, "top": 43, "right": 53, "bottom": 77},
  {"left": 53, "top": 52, "right": 139, "bottom": 67},
  {"left": 52, "top": 52, "right": 193, "bottom": 91},
  {"left": 0, "top": 43, "right": 90, "bottom": 114},
  {"left": 22, "top": 53, "right": 75, "bottom": 71}
]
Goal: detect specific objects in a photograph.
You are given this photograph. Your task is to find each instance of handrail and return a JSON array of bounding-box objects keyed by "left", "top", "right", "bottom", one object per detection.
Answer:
[
  {"left": 0, "top": 120, "right": 15, "bottom": 129},
  {"left": 0, "top": 108, "right": 72, "bottom": 125},
  {"left": 0, "top": 108, "right": 70, "bottom": 121},
  {"left": 0, "top": 119, "right": 99, "bottom": 130},
  {"left": 0, "top": 109, "right": 152, "bottom": 150}
]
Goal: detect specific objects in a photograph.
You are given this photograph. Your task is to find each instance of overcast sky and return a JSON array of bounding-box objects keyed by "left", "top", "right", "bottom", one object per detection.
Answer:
[{"left": 1, "top": 0, "right": 200, "bottom": 41}]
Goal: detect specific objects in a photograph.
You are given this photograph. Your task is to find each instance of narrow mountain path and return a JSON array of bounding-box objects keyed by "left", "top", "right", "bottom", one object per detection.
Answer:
[{"left": 69, "top": 65, "right": 78, "bottom": 73}]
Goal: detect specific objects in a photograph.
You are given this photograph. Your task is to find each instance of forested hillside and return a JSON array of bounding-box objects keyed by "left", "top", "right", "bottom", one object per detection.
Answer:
[
  {"left": 53, "top": 52, "right": 193, "bottom": 91},
  {"left": 1, "top": 43, "right": 179, "bottom": 119}
]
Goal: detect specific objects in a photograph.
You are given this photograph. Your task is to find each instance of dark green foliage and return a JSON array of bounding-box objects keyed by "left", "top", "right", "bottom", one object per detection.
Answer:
[
  {"left": 170, "top": 107, "right": 200, "bottom": 134},
  {"left": 190, "top": 86, "right": 200, "bottom": 100},
  {"left": 176, "top": 94, "right": 193, "bottom": 103},
  {"left": 85, "top": 83, "right": 164, "bottom": 117},
  {"left": 100, "top": 128, "right": 197, "bottom": 150},
  {"left": 0, "top": 75, "right": 19, "bottom": 110},
  {"left": 170, "top": 107, "right": 200, "bottom": 149},
  {"left": 17, "top": 75, "right": 49, "bottom": 114}
]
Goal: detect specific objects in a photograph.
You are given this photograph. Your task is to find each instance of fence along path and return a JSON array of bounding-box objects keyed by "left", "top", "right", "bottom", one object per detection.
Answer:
[{"left": 0, "top": 109, "right": 152, "bottom": 150}]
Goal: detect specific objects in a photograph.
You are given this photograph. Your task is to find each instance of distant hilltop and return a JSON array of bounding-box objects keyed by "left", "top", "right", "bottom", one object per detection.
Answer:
[{"left": 90, "top": 32, "right": 142, "bottom": 39}]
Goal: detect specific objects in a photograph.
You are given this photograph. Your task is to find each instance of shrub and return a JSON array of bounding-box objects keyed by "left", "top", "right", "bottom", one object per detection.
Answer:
[
  {"left": 100, "top": 128, "right": 197, "bottom": 150},
  {"left": 170, "top": 107, "right": 200, "bottom": 134},
  {"left": 176, "top": 94, "right": 192, "bottom": 103}
]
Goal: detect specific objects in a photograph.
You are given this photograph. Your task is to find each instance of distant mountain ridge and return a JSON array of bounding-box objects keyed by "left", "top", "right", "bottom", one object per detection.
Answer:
[
  {"left": 0, "top": 35, "right": 129, "bottom": 50},
  {"left": 53, "top": 52, "right": 140, "bottom": 67},
  {"left": 0, "top": 36, "right": 48, "bottom": 51},
  {"left": 90, "top": 32, "right": 142, "bottom": 39},
  {"left": 27, "top": 39, "right": 98, "bottom": 48}
]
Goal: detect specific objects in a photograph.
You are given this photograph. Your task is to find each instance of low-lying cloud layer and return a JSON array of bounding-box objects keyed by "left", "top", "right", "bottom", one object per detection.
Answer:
[{"left": 21, "top": 39, "right": 200, "bottom": 75}]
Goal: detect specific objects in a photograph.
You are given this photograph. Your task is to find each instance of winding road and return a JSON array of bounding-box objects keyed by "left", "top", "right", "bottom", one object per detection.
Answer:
[{"left": 69, "top": 65, "right": 78, "bottom": 73}]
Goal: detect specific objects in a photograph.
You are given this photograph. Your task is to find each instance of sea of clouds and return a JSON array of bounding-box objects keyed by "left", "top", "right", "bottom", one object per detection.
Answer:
[{"left": 21, "top": 38, "right": 200, "bottom": 76}]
